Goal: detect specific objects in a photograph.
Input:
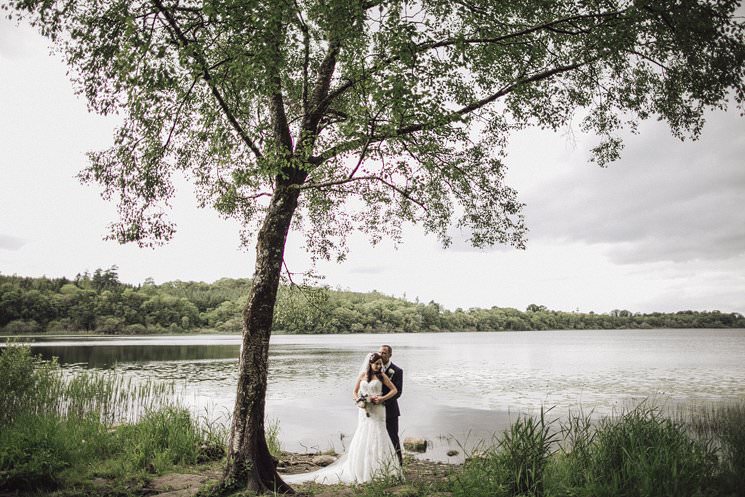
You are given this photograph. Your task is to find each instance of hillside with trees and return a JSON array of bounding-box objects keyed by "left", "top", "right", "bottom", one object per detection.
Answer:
[{"left": 2, "top": 268, "right": 743, "bottom": 335}]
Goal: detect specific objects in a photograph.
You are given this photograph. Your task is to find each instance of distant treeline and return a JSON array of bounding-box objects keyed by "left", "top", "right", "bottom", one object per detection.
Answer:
[{"left": 1, "top": 267, "right": 743, "bottom": 334}]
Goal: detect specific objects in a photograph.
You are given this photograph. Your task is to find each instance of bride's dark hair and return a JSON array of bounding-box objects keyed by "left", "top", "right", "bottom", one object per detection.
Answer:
[{"left": 366, "top": 352, "right": 384, "bottom": 383}]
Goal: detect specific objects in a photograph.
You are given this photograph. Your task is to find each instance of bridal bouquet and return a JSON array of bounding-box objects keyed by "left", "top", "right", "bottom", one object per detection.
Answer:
[{"left": 356, "top": 394, "right": 371, "bottom": 417}]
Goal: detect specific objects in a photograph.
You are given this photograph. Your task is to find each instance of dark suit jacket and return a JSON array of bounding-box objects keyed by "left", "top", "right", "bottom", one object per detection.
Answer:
[{"left": 382, "top": 362, "right": 403, "bottom": 418}]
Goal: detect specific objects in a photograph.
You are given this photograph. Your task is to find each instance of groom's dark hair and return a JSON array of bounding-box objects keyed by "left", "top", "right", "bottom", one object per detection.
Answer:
[{"left": 381, "top": 344, "right": 392, "bottom": 354}]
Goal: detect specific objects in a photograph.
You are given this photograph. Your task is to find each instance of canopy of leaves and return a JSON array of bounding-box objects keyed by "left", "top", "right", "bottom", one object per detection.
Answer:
[
  {"left": 2, "top": 272, "right": 744, "bottom": 333},
  {"left": 6, "top": 0, "right": 745, "bottom": 258}
]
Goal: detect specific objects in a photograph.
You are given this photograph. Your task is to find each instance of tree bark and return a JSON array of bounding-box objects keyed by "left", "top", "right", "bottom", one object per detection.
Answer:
[{"left": 222, "top": 174, "right": 305, "bottom": 494}]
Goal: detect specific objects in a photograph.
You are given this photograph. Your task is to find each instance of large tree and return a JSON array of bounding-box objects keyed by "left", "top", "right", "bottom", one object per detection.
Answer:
[{"left": 6, "top": 0, "right": 744, "bottom": 492}]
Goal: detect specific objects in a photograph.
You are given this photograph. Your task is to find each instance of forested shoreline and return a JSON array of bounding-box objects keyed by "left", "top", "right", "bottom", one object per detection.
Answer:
[{"left": 1, "top": 267, "right": 743, "bottom": 335}]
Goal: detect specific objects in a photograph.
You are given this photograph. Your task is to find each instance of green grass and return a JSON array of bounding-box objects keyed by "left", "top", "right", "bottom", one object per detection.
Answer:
[
  {"left": 584, "top": 405, "right": 718, "bottom": 497},
  {"left": 266, "top": 418, "right": 282, "bottom": 459},
  {"left": 451, "top": 401, "right": 745, "bottom": 497},
  {"left": 0, "top": 345, "right": 223, "bottom": 492}
]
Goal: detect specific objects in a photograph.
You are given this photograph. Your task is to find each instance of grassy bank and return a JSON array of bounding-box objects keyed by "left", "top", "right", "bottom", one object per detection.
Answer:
[
  {"left": 0, "top": 345, "right": 225, "bottom": 494},
  {"left": 2, "top": 345, "right": 744, "bottom": 497},
  {"left": 447, "top": 403, "right": 745, "bottom": 497}
]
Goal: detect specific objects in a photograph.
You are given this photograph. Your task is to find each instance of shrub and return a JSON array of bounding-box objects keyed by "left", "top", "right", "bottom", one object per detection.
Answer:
[
  {"left": 2, "top": 319, "right": 42, "bottom": 334},
  {"left": 114, "top": 407, "right": 205, "bottom": 474},
  {"left": 0, "top": 345, "right": 61, "bottom": 426},
  {"left": 0, "top": 415, "right": 69, "bottom": 489},
  {"left": 451, "top": 445, "right": 506, "bottom": 497},
  {"left": 0, "top": 414, "right": 108, "bottom": 490},
  {"left": 95, "top": 316, "right": 125, "bottom": 333},
  {"left": 124, "top": 323, "right": 148, "bottom": 334},
  {"left": 46, "top": 318, "right": 75, "bottom": 332}
]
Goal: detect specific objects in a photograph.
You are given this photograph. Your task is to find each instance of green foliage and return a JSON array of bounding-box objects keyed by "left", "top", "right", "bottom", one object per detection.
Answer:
[
  {"left": 451, "top": 403, "right": 736, "bottom": 497},
  {"left": 716, "top": 404, "right": 745, "bottom": 490},
  {"left": 5, "top": 0, "right": 743, "bottom": 257},
  {"left": 674, "top": 402, "right": 745, "bottom": 494},
  {"left": 0, "top": 344, "right": 62, "bottom": 425},
  {"left": 112, "top": 407, "right": 205, "bottom": 475},
  {"left": 0, "top": 345, "right": 219, "bottom": 491},
  {"left": 265, "top": 418, "right": 282, "bottom": 460},
  {"left": 2, "top": 271, "right": 744, "bottom": 334},
  {"left": 0, "top": 413, "right": 109, "bottom": 490},
  {"left": 586, "top": 406, "right": 718, "bottom": 497},
  {"left": 451, "top": 411, "right": 558, "bottom": 497},
  {"left": 556, "top": 408, "right": 596, "bottom": 490},
  {"left": 498, "top": 409, "right": 558, "bottom": 497}
]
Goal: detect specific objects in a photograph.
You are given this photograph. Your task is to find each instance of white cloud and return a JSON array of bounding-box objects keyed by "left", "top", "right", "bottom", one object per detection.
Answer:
[
  {"left": 0, "top": 234, "right": 26, "bottom": 251},
  {"left": 517, "top": 111, "right": 745, "bottom": 264}
]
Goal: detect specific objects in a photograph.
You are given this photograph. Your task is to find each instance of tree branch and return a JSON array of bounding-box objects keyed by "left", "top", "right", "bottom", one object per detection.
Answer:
[
  {"left": 291, "top": 0, "right": 311, "bottom": 115},
  {"left": 296, "top": 175, "right": 428, "bottom": 212},
  {"left": 321, "top": 8, "right": 626, "bottom": 108},
  {"left": 297, "top": 39, "right": 341, "bottom": 153},
  {"left": 312, "top": 58, "right": 596, "bottom": 164},
  {"left": 162, "top": 75, "right": 199, "bottom": 154},
  {"left": 152, "top": 0, "right": 263, "bottom": 160},
  {"left": 419, "top": 9, "right": 626, "bottom": 52}
]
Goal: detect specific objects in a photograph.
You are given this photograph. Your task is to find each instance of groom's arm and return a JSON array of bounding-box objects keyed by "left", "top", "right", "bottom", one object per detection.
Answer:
[{"left": 390, "top": 367, "right": 403, "bottom": 401}]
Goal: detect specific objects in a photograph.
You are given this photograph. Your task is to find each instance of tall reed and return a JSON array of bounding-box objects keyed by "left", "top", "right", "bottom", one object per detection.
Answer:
[
  {"left": 498, "top": 408, "right": 558, "bottom": 497},
  {"left": 450, "top": 401, "right": 742, "bottom": 497},
  {"left": 266, "top": 418, "right": 282, "bottom": 459},
  {"left": 673, "top": 401, "right": 745, "bottom": 492}
]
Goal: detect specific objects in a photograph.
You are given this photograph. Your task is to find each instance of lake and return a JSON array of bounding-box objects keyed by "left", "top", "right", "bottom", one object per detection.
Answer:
[{"left": 6, "top": 329, "right": 745, "bottom": 461}]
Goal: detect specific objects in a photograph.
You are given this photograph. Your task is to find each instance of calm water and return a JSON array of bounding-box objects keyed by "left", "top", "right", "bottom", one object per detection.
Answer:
[{"left": 6, "top": 329, "right": 745, "bottom": 461}]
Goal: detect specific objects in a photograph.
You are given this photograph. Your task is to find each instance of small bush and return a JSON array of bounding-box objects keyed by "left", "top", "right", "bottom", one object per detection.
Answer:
[
  {"left": 115, "top": 407, "right": 204, "bottom": 474},
  {"left": 123, "top": 323, "right": 148, "bottom": 334},
  {"left": 451, "top": 446, "right": 506, "bottom": 497},
  {"left": 46, "top": 318, "right": 75, "bottom": 332},
  {"left": 0, "top": 414, "right": 108, "bottom": 490},
  {"left": 0, "top": 345, "right": 61, "bottom": 426},
  {"left": 0, "top": 415, "right": 68, "bottom": 489},
  {"left": 2, "top": 319, "right": 42, "bottom": 334},
  {"left": 95, "top": 316, "right": 125, "bottom": 333}
]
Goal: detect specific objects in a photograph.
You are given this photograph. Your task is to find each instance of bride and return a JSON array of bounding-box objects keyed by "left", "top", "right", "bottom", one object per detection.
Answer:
[{"left": 281, "top": 352, "right": 403, "bottom": 484}]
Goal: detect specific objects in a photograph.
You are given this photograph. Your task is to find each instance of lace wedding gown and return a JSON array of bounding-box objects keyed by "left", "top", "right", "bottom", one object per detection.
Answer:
[{"left": 281, "top": 377, "right": 403, "bottom": 484}]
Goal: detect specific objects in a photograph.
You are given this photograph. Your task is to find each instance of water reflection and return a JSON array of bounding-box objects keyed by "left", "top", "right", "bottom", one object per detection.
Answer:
[
  {"left": 4, "top": 329, "right": 745, "bottom": 462},
  {"left": 30, "top": 344, "right": 240, "bottom": 368}
]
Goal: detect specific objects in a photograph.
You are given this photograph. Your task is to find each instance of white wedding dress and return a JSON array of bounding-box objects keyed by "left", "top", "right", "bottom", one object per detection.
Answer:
[{"left": 281, "top": 377, "right": 403, "bottom": 484}]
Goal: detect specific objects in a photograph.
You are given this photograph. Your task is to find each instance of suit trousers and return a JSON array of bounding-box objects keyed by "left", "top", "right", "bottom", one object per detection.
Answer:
[{"left": 386, "top": 415, "right": 402, "bottom": 464}]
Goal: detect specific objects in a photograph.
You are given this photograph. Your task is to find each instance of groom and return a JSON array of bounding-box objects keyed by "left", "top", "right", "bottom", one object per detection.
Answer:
[{"left": 377, "top": 344, "right": 403, "bottom": 465}]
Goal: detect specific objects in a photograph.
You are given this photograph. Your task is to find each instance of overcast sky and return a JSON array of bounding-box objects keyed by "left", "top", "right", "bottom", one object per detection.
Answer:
[{"left": 1, "top": 18, "right": 744, "bottom": 315}]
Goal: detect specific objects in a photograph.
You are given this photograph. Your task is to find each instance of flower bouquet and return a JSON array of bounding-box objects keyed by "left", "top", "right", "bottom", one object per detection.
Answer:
[{"left": 356, "top": 393, "right": 371, "bottom": 417}]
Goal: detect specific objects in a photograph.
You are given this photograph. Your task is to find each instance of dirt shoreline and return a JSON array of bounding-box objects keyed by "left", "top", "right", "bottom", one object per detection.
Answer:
[
  {"left": 277, "top": 450, "right": 457, "bottom": 476},
  {"left": 50, "top": 452, "right": 459, "bottom": 497}
]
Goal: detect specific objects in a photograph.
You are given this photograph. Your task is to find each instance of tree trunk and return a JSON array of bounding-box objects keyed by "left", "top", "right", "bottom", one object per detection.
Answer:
[{"left": 222, "top": 177, "right": 303, "bottom": 494}]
